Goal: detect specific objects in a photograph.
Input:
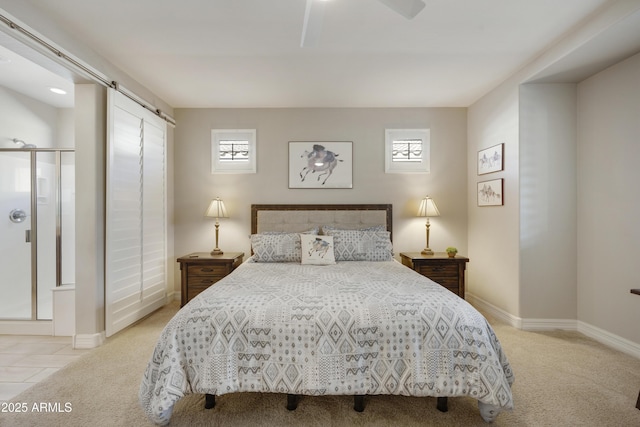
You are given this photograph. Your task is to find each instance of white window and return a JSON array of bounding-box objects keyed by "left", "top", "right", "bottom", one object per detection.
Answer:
[
  {"left": 392, "top": 139, "right": 423, "bottom": 162},
  {"left": 211, "top": 129, "right": 256, "bottom": 173},
  {"left": 385, "top": 129, "right": 430, "bottom": 173}
]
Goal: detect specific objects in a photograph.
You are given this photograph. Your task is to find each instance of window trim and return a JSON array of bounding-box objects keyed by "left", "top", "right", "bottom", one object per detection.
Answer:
[{"left": 211, "top": 129, "right": 257, "bottom": 174}]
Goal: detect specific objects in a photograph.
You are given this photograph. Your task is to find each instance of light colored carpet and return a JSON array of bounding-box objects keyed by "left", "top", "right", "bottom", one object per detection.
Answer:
[{"left": 3, "top": 300, "right": 640, "bottom": 427}]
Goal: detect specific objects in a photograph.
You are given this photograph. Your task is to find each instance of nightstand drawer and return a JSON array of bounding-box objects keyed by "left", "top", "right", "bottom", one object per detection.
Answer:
[
  {"left": 188, "top": 275, "right": 220, "bottom": 287},
  {"left": 416, "top": 263, "right": 458, "bottom": 277},
  {"left": 188, "top": 285, "right": 212, "bottom": 301},
  {"left": 188, "top": 265, "right": 228, "bottom": 277},
  {"left": 428, "top": 276, "right": 459, "bottom": 288}
]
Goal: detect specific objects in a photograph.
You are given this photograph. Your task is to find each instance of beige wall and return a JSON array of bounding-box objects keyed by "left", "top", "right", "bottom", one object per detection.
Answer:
[
  {"left": 173, "top": 107, "right": 468, "bottom": 274},
  {"left": 467, "top": 16, "right": 640, "bottom": 352},
  {"left": 466, "top": 82, "right": 521, "bottom": 317},
  {"left": 519, "top": 83, "right": 578, "bottom": 321},
  {"left": 577, "top": 52, "right": 640, "bottom": 345}
]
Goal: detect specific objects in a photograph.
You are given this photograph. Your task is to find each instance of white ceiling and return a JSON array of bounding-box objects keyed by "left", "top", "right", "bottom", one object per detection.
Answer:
[
  {"left": 0, "top": 41, "right": 75, "bottom": 108},
  {"left": 0, "top": 0, "right": 630, "bottom": 109}
]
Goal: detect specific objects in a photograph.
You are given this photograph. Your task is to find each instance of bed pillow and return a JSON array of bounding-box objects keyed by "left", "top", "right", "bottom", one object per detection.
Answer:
[
  {"left": 325, "top": 229, "right": 393, "bottom": 261},
  {"left": 250, "top": 233, "right": 302, "bottom": 262},
  {"left": 300, "top": 234, "right": 336, "bottom": 265},
  {"left": 324, "top": 229, "right": 367, "bottom": 261},
  {"left": 360, "top": 230, "right": 393, "bottom": 261},
  {"left": 262, "top": 227, "right": 319, "bottom": 235},
  {"left": 321, "top": 224, "right": 386, "bottom": 233}
]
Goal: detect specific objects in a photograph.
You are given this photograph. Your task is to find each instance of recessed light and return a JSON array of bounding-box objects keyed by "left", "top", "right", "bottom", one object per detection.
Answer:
[{"left": 49, "top": 87, "right": 67, "bottom": 95}]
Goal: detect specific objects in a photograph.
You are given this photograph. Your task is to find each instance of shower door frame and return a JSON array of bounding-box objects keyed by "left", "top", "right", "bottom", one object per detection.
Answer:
[{"left": 0, "top": 147, "right": 74, "bottom": 320}]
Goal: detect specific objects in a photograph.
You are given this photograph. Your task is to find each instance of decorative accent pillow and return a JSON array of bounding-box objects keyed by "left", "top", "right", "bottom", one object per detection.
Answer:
[
  {"left": 250, "top": 233, "right": 302, "bottom": 262},
  {"left": 300, "top": 234, "right": 336, "bottom": 265},
  {"left": 325, "top": 229, "right": 393, "bottom": 261}
]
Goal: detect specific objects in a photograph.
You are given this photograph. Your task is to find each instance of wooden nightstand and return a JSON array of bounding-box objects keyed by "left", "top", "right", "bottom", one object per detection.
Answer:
[
  {"left": 400, "top": 252, "right": 469, "bottom": 298},
  {"left": 177, "top": 252, "right": 244, "bottom": 306}
]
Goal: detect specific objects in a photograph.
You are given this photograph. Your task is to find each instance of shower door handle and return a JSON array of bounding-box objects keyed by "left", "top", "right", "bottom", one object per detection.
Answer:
[
  {"left": 25, "top": 229, "right": 31, "bottom": 243},
  {"left": 9, "top": 208, "right": 27, "bottom": 223}
]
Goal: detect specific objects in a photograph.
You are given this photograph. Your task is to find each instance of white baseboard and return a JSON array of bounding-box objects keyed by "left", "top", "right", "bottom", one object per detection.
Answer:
[
  {"left": 73, "top": 331, "right": 106, "bottom": 349},
  {"left": 73, "top": 293, "right": 175, "bottom": 348},
  {"left": 0, "top": 320, "right": 52, "bottom": 335},
  {"left": 466, "top": 292, "right": 640, "bottom": 359},
  {"left": 521, "top": 317, "right": 578, "bottom": 331},
  {"left": 578, "top": 321, "right": 640, "bottom": 359},
  {"left": 166, "top": 290, "right": 179, "bottom": 302},
  {"left": 465, "top": 293, "right": 523, "bottom": 328}
]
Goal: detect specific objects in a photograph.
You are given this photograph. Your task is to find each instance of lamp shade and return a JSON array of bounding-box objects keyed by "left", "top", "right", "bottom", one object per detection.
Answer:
[
  {"left": 205, "top": 197, "right": 229, "bottom": 219},
  {"left": 417, "top": 196, "right": 440, "bottom": 217}
]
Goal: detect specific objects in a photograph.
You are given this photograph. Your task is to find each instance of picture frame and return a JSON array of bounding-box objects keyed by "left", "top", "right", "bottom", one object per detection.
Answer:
[
  {"left": 385, "top": 129, "right": 430, "bottom": 174},
  {"left": 477, "top": 143, "right": 503, "bottom": 175},
  {"left": 477, "top": 178, "right": 503, "bottom": 206},
  {"left": 288, "top": 141, "right": 353, "bottom": 189}
]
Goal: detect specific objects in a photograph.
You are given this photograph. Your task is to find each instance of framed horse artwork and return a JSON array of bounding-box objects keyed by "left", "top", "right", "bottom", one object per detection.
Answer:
[
  {"left": 477, "top": 178, "right": 504, "bottom": 206},
  {"left": 478, "top": 143, "right": 504, "bottom": 175},
  {"left": 288, "top": 141, "right": 353, "bottom": 189}
]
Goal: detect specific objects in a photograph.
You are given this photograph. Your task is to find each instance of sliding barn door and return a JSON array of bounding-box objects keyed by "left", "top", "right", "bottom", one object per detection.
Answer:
[{"left": 105, "top": 89, "right": 167, "bottom": 337}]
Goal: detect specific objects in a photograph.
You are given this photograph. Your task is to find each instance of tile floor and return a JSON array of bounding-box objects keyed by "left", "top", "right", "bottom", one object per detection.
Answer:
[{"left": 0, "top": 335, "right": 91, "bottom": 401}]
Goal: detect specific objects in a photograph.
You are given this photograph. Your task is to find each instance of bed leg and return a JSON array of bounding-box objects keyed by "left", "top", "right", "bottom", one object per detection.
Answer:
[
  {"left": 436, "top": 397, "right": 448, "bottom": 412},
  {"left": 478, "top": 401, "right": 500, "bottom": 422},
  {"left": 205, "top": 394, "right": 216, "bottom": 409},
  {"left": 286, "top": 394, "right": 298, "bottom": 411},
  {"left": 354, "top": 395, "right": 365, "bottom": 412}
]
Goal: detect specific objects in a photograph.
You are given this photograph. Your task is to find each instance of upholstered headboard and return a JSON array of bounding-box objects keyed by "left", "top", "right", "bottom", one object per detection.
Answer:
[{"left": 251, "top": 204, "right": 392, "bottom": 238}]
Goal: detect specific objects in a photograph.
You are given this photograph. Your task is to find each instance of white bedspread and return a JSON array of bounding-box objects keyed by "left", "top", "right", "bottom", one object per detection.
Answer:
[{"left": 140, "top": 259, "right": 514, "bottom": 425}]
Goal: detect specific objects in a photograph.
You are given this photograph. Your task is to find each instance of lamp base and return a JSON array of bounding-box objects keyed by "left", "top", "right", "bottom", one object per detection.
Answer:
[
  {"left": 421, "top": 248, "right": 434, "bottom": 255},
  {"left": 210, "top": 248, "right": 224, "bottom": 256}
]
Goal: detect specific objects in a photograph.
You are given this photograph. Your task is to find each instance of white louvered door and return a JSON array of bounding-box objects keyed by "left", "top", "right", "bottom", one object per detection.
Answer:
[
  {"left": 141, "top": 120, "right": 166, "bottom": 303},
  {"left": 106, "top": 90, "right": 167, "bottom": 337}
]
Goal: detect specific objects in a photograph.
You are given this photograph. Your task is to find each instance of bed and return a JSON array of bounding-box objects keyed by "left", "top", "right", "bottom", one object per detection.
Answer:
[{"left": 139, "top": 204, "right": 514, "bottom": 425}]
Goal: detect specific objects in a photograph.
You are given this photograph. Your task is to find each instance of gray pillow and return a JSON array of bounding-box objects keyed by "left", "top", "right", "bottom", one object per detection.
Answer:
[
  {"left": 324, "top": 229, "right": 393, "bottom": 261},
  {"left": 250, "top": 233, "right": 302, "bottom": 262}
]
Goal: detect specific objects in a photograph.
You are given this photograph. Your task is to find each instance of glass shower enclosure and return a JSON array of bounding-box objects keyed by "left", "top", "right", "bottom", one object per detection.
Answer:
[{"left": 0, "top": 149, "right": 75, "bottom": 320}]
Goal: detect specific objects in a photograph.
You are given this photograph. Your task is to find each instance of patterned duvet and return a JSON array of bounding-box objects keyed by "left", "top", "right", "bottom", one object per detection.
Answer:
[{"left": 140, "top": 259, "right": 514, "bottom": 425}]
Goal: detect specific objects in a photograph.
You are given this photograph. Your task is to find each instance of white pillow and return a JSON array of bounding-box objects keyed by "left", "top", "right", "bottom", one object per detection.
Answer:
[{"left": 300, "top": 234, "right": 336, "bottom": 265}]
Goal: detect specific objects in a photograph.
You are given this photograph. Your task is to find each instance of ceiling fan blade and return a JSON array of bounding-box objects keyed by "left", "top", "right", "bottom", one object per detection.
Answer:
[
  {"left": 301, "top": 0, "right": 326, "bottom": 47},
  {"left": 377, "top": 0, "right": 426, "bottom": 19}
]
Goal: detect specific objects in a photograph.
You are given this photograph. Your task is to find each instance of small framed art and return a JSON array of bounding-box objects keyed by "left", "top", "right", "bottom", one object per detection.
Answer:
[
  {"left": 477, "top": 178, "right": 503, "bottom": 206},
  {"left": 477, "top": 143, "right": 503, "bottom": 175},
  {"left": 288, "top": 141, "right": 353, "bottom": 189}
]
